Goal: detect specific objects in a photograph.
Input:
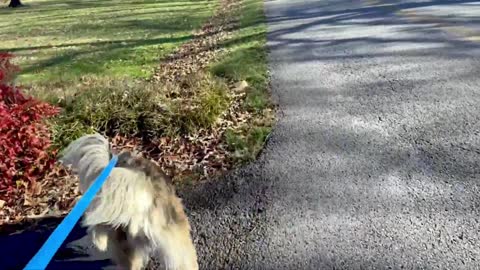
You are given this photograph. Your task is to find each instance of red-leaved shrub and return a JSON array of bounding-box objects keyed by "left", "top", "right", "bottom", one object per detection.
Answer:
[{"left": 0, "top": 53, "right": 59, "bottom": 201}]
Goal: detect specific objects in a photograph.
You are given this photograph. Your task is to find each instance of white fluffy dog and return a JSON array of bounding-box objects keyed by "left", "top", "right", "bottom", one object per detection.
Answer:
[{"left": 60, "top": 134, "right": 198, "bottom": 270}]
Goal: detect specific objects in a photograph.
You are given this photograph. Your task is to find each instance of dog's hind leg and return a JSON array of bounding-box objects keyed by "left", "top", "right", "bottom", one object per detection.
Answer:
[
  {"left": 107, "top": 228, "right": 149, "bottom": 270},
  {"left": 125, "top": 231, "right": 150, "bottom": 270},
  {"left": 128, "top": 245, "right": 149, "bottom": 270},
  {"left": 108, "top": 228, "right": 131, "bottom": 269},
  {"left": 89, "top": 224, "right": 111, "bottom": 252},
  {"left": 156, "top": 226, "right": 198, "bottom": 270}
]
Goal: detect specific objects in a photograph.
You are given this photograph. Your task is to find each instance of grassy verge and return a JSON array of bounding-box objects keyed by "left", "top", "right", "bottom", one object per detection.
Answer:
[
  {"left": 2, "top": 0, "right": 272, "bottom": 173},
  {"left": 210, "top": 0, "right": 273, "bottom": 163},
  {"left": 0, "top": 0, "right": 221, "bottom": 148},
  {"left": 0, "top": 0, "right": 215, "bottom": 98},
  {"left": 47, "top": 0, "right": 274, "bottom": 158},
  {"left": 0, "top": 0, "right": 274, "bottom": 223}
]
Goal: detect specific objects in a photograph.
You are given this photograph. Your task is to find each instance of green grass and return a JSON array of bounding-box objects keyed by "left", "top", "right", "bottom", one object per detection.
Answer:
[
  {"left": 210, "top": 0, "right": 273, "bottom": 162},
  {"left": 170, "top": 74, "right": 231, "bottom": 134},
  {"left": 0, "top": 0, "right": 215, "bottom": 94},
  {"left": 211, "top": 0, "right": 268, "bottom": 112},
  {"left": 225, "top": 126, "right": 271, "bottom": 162},
  {"left": 1, "top": 0, "right": 273, "bottom": 164}
]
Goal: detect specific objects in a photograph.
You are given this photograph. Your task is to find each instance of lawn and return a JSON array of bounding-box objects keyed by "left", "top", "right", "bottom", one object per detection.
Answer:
[
  {"left": 0, "top": 0, "right": 215, "bottom": 98},
  {"left": 1, "top": 0, "right": 270, "bottom": 160},
  {"left": 0, "top": 0, "right": 273, "bottom": 223},
  {"left": 0, "top": 0, "right": 272, "bottom": 162},
  {"left": 0, "top": 0, "right": 273, "bottom": 178}
]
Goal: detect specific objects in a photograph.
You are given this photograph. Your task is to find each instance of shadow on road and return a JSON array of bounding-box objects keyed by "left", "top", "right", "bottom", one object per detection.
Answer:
[
  {"left": 0, "top": 217, "right": 110, "bottom": 270},
  {"left": 266, "top": 0, "right": 480, "bottom": 61}
]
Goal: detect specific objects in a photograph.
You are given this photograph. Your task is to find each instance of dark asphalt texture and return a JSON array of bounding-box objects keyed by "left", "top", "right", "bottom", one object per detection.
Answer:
[{"left": 2, "top": 0, "right": 480, "bottom": 269}]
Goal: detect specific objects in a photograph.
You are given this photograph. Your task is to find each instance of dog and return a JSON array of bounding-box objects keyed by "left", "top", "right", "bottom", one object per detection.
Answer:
[{"left": 60, "top": 133, "right": 198, "bottom": 270}]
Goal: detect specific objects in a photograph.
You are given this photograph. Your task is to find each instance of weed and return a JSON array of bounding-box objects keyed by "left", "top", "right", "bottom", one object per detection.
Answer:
[{"left": 224, "top": 126, "right": 270, "bottom": 162}]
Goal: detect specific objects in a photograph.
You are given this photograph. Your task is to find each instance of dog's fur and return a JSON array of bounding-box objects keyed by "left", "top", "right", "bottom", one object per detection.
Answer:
[{"left": 60, "top": 134, "right": 198, "bottom": 270}]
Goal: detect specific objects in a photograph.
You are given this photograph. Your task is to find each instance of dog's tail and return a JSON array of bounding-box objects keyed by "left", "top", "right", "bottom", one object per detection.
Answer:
[{"left": 59, "top": 133, "right": 111, "bottom": 192}]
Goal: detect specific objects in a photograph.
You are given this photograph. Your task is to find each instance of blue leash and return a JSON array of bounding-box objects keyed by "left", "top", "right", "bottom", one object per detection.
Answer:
[{"left": 23, "top": 155, "right": 118, "bottom": 270}]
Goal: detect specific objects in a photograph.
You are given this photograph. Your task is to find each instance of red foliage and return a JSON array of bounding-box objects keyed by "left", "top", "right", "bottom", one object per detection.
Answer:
[{"left": 0, "top": 53, "right": 59, "bottom": 202}]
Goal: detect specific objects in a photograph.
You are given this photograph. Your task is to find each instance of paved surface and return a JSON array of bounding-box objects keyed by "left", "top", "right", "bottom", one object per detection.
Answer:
[
  {"left": 2, "top": 0, "right": 480, "bottom": 269},
  {"left": 191, "top": 0, "right": 480, "bottom": 269}
]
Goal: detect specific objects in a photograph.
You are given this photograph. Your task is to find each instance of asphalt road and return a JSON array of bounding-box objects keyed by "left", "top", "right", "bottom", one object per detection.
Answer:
[
  {"left": 191, "top": 0, "right": 480, "bottom": 268},
  {"left": 2, "top": 0, "right": 480, "bottom": 269}
]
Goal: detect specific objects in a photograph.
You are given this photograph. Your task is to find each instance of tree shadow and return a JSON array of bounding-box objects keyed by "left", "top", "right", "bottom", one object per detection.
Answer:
[
  {"left": 0, "top": 0, "right": 213, "bottom": 81},
  {"left": 0, "top": 0, "right": 200, "bottom": 15},
  {"left": 266, "top": 0, "right": 480, "bottom": 61},
  {"left": 15, "top": 35, "right": 192, "bottom": 75}
]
